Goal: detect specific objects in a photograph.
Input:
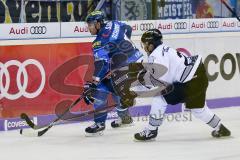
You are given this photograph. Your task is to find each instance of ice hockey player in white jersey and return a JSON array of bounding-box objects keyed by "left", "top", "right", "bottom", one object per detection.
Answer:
[{"left": 134, "top": 29, "right": 231, "bottom": 141}]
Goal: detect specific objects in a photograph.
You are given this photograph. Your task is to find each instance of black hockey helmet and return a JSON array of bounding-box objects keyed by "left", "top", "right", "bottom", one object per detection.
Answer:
[{"left": 141, "top": 29, "right": 163, "bottom": 48}]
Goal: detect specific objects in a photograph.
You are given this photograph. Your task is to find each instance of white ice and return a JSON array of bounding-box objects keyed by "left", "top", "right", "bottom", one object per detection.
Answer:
[{"left": 0, "top": 107, "right": 240, "bottom": 160}]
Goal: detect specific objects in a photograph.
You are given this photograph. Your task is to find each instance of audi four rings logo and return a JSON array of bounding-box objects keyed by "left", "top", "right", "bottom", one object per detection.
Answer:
[
  {"left": 30, "top": 26, "right": 47, "bottom": 34},
  {"left": 0, "top": 59, "right": 46, "bottom": 100},
  {"left": 207, "top": 21, "right": 219, "bottom": 28},
  {"left": 174, "top": 22, "right": 187, "bottom": 29},
  {"left": 140, "top": 23, "right": 155, "bottom": 31}
]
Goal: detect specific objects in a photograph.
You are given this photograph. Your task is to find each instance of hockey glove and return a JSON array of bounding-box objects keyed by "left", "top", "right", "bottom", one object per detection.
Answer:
[
  {"left": 84, "top": 95, "right": 95, "bottom": 105},
  {"left": 120, "top": 91, "right": 137, "bottom": 108},
  {"left": 83, "top": 81, "right": 97, "bottom": 105}
]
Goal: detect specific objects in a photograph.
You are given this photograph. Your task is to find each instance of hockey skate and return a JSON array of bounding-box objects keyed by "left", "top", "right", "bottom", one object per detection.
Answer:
[
  {"left": 134, "top": 128, "right": 158, "bottom": 141},
  {"left": 211, "top": 124, "right": 231, "bottom": 138},
  {"left": 85, "top": 122, "right": 105, "bottom": 136},
  {"left": 111, "top": 115, "right": 133, "bottom": 128}
]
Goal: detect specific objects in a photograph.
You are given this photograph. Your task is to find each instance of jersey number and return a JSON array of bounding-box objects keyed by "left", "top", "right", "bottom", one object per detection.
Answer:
[{"left": 177, "top": 52, "right": 198, "bottom": 82}]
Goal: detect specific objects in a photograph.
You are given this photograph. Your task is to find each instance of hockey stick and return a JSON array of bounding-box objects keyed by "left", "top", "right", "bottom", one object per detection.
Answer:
[
  {"left": 19, "top": 94, "right": 84, "bottom": 136},
  {"left": 20, "top": 91, "right": 111, "bottom": 130},
  {"left": 220, "top": 0, "right": 240, "bottom": 22},
  {"left": 20, "top": 94, "right": 85, "bottom": 130},
  {"left": 19, "top": 70, "right": 113, "bottom": 136},
  {"left": 20, "top": 103, "right": 116, "bottom": 137}
]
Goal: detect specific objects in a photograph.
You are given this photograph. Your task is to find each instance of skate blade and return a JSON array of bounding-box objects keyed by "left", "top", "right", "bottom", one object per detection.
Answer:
[
  {"left": 85, "top": 131, "right": 104, "bottom": 137},
  {"left": 212, "top": 135, "right": 232, "bottom": 139},
  {"left": 114, "top": 123, "right": 134, "bottom": 128},
  {"left": 133, "top": 138, "right": 156, "bottom": 142}
]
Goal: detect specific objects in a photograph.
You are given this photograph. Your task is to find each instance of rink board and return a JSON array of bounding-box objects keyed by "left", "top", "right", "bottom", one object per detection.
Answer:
[
  {"left": 0, "top": 31, "right": 240, "bottom": 131},
  {"left": 1, "top": 97, "right": 240, "bottom": 131}
]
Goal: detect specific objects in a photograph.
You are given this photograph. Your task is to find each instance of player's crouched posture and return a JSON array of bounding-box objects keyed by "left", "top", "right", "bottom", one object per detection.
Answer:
[
  {"left": 134, "top": 29, "right": 231, "bottom": 141},
  {"left": 83, "top": 11, "right": 143, "bottom": 136}
]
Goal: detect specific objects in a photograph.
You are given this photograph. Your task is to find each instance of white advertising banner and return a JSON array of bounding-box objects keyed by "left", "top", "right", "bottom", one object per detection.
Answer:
[
  {"left": 125, "top": 20, "right": 157, "bottom": 36},
  {"left": 60, "top": 22, "right": 91, "bottom": 38},
  {"left": 221, "top": 18, "right": 240, "bottom": 31},
  {"left": 156, "top": 19, "right": 190, "bottom": 34},
  {"left": 189, "top": 18, "right": 222, "bottom": 33},
  {"left": 0, "top": 23, "right": 60, "bottom": 40},
  {"left": 0, "top": 18, "right": 240, "bottom": 39}
]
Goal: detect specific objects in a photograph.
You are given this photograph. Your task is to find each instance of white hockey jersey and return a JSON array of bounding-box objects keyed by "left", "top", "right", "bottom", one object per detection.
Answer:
[{"left": 146, "top": 44, "right": 202, "bottom": 84}]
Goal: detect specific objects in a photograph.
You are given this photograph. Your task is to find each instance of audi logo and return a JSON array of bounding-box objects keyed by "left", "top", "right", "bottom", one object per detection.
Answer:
[
  {"left": 174, "top": 22, "right": 187, "bottom": 29},
  {"left": 207, "top": 21, "right": 219, "bottom": 28},
  {"left": 30, "top": 26, "right": 47, "bottom": 34},
  {"left": 140, "top": 23, "right": 155, "bottom": 31},
  {"left": 0, "top": 59, "right": 46, "bottom": 100}
]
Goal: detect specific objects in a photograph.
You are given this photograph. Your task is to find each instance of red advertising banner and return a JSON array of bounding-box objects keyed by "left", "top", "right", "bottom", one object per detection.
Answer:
[{"left": 0, "top": 42, "right": 94, "bottom": 118}]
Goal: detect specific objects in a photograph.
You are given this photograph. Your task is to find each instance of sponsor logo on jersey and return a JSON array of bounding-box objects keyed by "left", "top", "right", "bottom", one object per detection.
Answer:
[
  {"left": 105, "top": 22, "right": 112, "bottom": 30},
  {"left": 111, "top": 23, "right": 120, "bottom": 39}
]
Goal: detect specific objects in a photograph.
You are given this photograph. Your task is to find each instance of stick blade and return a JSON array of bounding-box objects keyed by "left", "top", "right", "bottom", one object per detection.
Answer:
[{"left": 19, "top": 129, "right": 39, "bottom": 137}]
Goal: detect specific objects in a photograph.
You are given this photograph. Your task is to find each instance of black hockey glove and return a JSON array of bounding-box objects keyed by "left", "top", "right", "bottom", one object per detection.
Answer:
[
  {"left": 120, "top": 91, "right": 137, "bottom": 108},
  {"left": 83, "top": 81, "right": 97, "bottom": 105},
  {"left": 84, "top": 96, "right": 95, "bottom": 105}
]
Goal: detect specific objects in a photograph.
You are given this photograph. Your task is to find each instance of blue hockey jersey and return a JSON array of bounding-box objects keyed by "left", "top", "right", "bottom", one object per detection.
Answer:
[{"left": 92, "top": 21, "right": 142, "bottom": 80}]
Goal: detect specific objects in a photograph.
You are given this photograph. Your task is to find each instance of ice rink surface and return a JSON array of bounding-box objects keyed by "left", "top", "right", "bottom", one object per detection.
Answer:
[{"left": 0, "top": 107, "right": 240, "bottom": 160}]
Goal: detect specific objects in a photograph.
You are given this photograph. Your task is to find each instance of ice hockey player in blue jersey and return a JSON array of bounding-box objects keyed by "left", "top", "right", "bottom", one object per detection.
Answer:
[{"left": 83, "top": 10, "right": 143, "bottom": 135}]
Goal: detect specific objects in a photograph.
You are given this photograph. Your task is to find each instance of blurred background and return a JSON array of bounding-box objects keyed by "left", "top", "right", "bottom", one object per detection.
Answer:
[{"left": 0, "top": 0, "right": 239, "bottom": 23}]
